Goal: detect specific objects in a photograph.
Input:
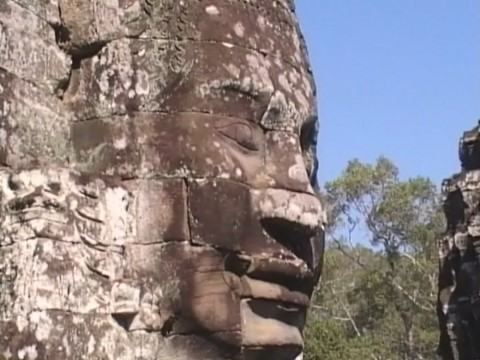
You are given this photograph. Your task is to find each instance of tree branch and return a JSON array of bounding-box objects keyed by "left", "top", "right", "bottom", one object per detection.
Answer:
[
  {"left": 327, "top": 284, "right": 362, "bottom": 337},
  {"left": 331, "top": 236, "right": 366, "bottom": 267},
  {"left": 392, "top": 281, "right": 435, "bottom": 312}
]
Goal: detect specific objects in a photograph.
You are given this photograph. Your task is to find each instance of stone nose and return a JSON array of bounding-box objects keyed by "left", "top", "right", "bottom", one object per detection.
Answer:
[
  {"left": 252, "top": 189, "right": 324, "bottom": 233},
  {"left": 251, "top": 189, "right": 325, "bottom": 269}
]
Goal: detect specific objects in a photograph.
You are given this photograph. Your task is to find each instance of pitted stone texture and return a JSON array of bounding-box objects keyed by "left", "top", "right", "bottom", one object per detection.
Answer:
[
  {"left": 0, "top": 242, "right": 242, "bottom": 359},
  {"left": 57, "top": 0, "right": 147, "bottom": 53},
  {"left": 240, "top": 299, "right": 305, "bottom": 347},
  {"left": 143, "top": 0, "right": 309, "bottom": 69},
  {"left": 0, "top": 313, "right": 234, "bottom": 360},
  {"left": 63, "top": 38, "right": 315, "bottom": 133},
  {"left": 0, "top": 169, "right": 189, "bottom": 247},
  {"left": 438, "top": 121, "right": 480, "bottom": 359},
  {"left": 188, "top": 179, "right": 323, "bottom": 256},
  {"left": 72, "top": 113, "right": 266, "bottom": 179},
  {"left": 0, "top": 169, "right": 238, "bottom": 359},
  {"left": 0, "top": 0, "right": 60, "bottom": 25},
  {"left": 459, "top": 121, "right": 480, "bottom": 171},
  {"left": 443, "top": 171, "right": 480, "bottom": 235},
  {"left": 0, "top": 71, "right": 72, "bottom": 168},
  {"left": 188, "top": 179, "right": 282, "bottom": 254},
  {"left": 265, "top": 131, "right": 313, "bottom": 193},
  {"left": 71, "top": 113, "right": 317, "bottom": 195},
  {"left": 0, "top": 170, "right": 191, "bottom": 314},
  {"left": 0, "top": 1, "right": 73, "bottom": 170},
  {"left": 0, "top": 1, "right": 70, "bottom": 93},
  {"left": 0, "top": 0, "right": 57, "bottom": 38},
  {"left": 2, "top": 0, "right": 323, "bottom": 358}
]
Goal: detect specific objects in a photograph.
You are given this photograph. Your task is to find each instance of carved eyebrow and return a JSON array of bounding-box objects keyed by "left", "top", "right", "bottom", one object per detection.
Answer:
[{"left": 213, "top": 117, "right": 262, "bottom": 131}]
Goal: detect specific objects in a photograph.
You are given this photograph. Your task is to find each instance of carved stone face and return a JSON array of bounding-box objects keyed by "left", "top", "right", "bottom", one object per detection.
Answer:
[
  {"left": 165, "top": 119, "right": 324, "bottom": 357},
  {"left": 0, "top": 1, "right": 323, "bottom": 359},
  {"left": 67, "top": 2, "right": 324, "bottom": 358},
  {"left": 121, "top": 111, "right": 326, "bottom": 358}
]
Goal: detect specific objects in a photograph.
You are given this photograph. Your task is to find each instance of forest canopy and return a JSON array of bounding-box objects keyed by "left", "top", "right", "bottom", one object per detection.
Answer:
[{"left": 305, "top": 156, "right": 444, "bottom": 360}]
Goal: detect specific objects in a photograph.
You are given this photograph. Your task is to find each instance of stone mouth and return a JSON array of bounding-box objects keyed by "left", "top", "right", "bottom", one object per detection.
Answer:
[
  {"left": 224, "top": 253, "right": 315, "bottom": 304},
  {"left": 223, "top": 274, "right": 312, "bottom": 307},
  {"left": 222, "top": 253, "right": 313, "bottom": 349}
]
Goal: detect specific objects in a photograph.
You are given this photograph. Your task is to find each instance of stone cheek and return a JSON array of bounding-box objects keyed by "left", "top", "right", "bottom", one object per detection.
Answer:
[
  {"left": 265, "top": 131, "right": 312, "bottom": 193},
  {"left": 0, "top": 169, "right": 239, "bottom": 357},
  {"left": 132, "top": 180, "right": 189, "bottom": 243},
  {"left": 71, "top": 113, "right": 267, "bottom": 180},
  {"left": 188, "top": 179, "right": 285, "bottom": 255}
]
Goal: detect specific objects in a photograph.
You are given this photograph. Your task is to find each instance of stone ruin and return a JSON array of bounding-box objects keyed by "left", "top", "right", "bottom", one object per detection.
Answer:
[
  {"left": 0, "top": 1, "right": 325, "bottom": 359},
  {"left": 438, "top": 121, "right": 480, "bottom": 359}
]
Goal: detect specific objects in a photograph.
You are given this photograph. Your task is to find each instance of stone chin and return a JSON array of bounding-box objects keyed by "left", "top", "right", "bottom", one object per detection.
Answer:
[{"left": 168, "top": 224, "right": 324, "bottom": 359}]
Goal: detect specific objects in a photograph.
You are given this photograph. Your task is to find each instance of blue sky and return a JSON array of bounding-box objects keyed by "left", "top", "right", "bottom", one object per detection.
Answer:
[{"left": 296, "top": 1, "right": 480, "bottom": 187}]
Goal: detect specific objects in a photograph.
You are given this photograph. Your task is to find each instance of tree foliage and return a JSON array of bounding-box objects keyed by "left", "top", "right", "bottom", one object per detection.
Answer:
[{"left": 305, "top": 156, "right": 444, "bottom": 360}]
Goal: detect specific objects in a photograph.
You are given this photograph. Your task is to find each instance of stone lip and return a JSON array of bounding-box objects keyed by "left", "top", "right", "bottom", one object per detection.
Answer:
[
  {"left": 241, "top": 298, "right": 306, "bottom": 348},
  {"left": 223, "top": 252, "right": 312, "bottom": 350},
  {"left": 224, "top": 273, "right": 312, "bottom": 308},
  {"left": 224, "top": 253, "right": 315, "bottom": 299}
]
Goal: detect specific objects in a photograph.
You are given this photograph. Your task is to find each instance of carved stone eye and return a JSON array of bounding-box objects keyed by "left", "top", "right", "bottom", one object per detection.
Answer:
[{"left": 217, "top": 122, "right": 260, "bottom": 151}]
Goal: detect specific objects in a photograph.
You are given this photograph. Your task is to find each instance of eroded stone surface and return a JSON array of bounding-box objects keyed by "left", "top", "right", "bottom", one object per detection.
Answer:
[
  {"left": 0, "top": 72, "right": 72, "bottom": 168},
  {"left": 0, "top": 0, "right": 323, "bottom": 359},
  {"left": 438, "top": 121, "right": 480, "bottom": 360}
]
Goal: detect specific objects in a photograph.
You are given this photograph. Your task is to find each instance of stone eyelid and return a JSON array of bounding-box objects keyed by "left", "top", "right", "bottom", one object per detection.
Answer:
[{"left": 216, "top": 122, "right": 261, "bottom": 152}]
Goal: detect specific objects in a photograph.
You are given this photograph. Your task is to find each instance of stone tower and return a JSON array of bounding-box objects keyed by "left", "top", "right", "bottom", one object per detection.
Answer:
[{"left": 438, "top": 121, "right": 480, "bottom": 360}]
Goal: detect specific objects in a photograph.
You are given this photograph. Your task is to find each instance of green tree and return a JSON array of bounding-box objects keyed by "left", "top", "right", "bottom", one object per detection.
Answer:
[{"left": 305, "top": 156, "right": 444, "bottom": 360}]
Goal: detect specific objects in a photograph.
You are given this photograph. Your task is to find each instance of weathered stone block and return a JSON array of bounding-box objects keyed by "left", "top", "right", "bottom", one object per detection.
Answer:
[
  {"left": 0, "top": 72, "right": 72, "bottom": 168},
  {"left": 188, "top": 179, "right": 285, "bottom": 255},
  {"left": 0, "top": 10, "right": 70, "bottom": 92}
]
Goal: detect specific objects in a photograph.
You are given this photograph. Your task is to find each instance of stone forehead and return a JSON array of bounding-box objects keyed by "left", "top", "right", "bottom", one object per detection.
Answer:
[
  {"left": 54, "top": 1, "right": 303, "bottom": 63},
  {"left": 53, "top": 0, "right": 317, "bottom": 133},
  {"left": 67, "top": 37, "right": 316, "bottom": 132},
  {"left": 142, "top": 0, "right": 307, "bottom": 69}
]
